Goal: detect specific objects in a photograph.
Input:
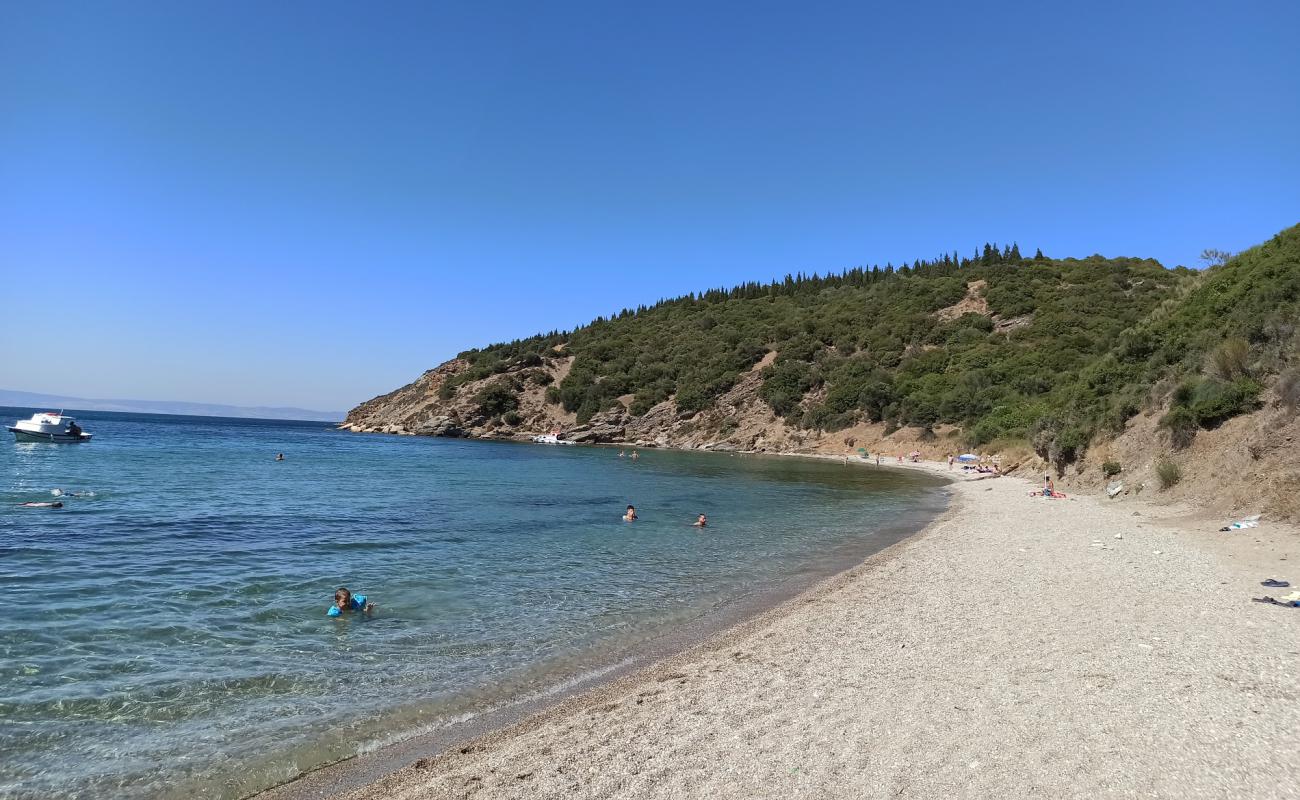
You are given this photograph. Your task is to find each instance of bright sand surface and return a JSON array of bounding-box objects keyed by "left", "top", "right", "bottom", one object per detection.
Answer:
[{"left": 270, "top": 461, "right": 1300, "bottom": 800}]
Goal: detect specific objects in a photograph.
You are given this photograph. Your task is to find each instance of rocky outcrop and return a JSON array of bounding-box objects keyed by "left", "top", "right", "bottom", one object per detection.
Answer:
[
  {"left": 413, "top": 415, "right": 463, "bottom": 437},
  {"left": 566, "top": 417, "right": 626, "bottom": 443},
  {"left": 341, "top": 347, "right": 810, "bottom": 452},
  {"left": 342, "top": 355, "right": 578, "bottom": 438},
  {"left": 341, "top": 346, "right": 999, "bottom": 468}
]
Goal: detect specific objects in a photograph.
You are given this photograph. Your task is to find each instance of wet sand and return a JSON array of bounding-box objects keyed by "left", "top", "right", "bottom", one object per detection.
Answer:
[{"left": 260, "top": 461, "right": 1300, "bottom": 800}]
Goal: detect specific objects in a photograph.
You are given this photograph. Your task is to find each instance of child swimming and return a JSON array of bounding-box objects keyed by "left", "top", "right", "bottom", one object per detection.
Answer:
[{"left": 327, "top": 587, "right": 374, "bottom": 616}]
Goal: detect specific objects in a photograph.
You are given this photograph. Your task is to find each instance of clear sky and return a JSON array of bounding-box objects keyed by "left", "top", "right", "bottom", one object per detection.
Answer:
[{"left": 2, "top": 1, "right": 1297, "bottom": 412}]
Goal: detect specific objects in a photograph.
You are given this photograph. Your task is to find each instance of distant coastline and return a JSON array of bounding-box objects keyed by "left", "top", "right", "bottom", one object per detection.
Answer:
[{"left": 0, "top": 389, "right": 343, "bottom": 422}]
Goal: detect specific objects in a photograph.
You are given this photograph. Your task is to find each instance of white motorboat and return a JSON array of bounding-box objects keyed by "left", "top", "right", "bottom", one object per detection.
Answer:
[
  {"left": 8, "top": 412, "right": 93, "bottom": 443},
  {"left": 531, "top": 433, "right": 575, "bottom": 446}
]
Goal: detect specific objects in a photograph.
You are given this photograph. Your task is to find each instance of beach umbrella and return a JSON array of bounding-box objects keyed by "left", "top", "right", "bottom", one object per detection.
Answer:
[{"left": 957, "top": 453, "right": 979, "bottom": 462}]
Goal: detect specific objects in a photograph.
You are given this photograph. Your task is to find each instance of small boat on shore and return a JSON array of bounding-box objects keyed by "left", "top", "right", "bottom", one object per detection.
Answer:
[
  {"left": 531, "top": 433, "right": 575, "bottom": 446},
  {"left": 8, "top": 412, "right": 93, "bottom": 443}
]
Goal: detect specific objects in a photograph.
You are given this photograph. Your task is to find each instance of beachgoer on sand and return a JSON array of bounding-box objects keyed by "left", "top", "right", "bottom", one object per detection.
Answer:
[{"left": 327, "top": 587, "right": 374, "bottom": 616}]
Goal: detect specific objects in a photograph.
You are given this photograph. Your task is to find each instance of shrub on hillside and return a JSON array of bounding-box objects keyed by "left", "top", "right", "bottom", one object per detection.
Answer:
[
  {"left": 1156, "top": 459, "right": 1182, "bottom": 490},
  {"left": 502, "top": 411, "right": 522, "bottom": 426},
  {"left": 1032, "top": 416, "right": 1089, "bottom": 468},
  {"left": 1188, "top": 378, "right": 1261, "bottom": 428},
  {"left": 474, "top": 383, "right": 519, "bottom": 418},
  {"left": 1159, "top": 377, "right": 1261, "bottom": 444},
  {"left": 1205, "top": 337, "right": 1251, "bottom": 382},
  {"left": 759, "top": 360, "right": 817, "bottom": 417},
  {"left": 1159, "top": 406, "right": 1198, "bottom": 449},
  {"left": 1102, "top": 461, "right": 1122, "bottom": 477}
]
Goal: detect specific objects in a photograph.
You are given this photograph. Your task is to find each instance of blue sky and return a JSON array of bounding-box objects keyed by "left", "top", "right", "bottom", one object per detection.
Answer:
[{"left": 2, "top": 1, "right": 1297, "bottom": 412}]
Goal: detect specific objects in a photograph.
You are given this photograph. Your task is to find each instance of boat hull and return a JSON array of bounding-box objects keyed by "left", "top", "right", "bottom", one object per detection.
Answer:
[{"left": 8, "top": 428, "right": 92, "bottom": 443}]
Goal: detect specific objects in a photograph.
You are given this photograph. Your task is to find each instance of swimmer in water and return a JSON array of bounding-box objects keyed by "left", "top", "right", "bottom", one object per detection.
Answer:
[
  {"left": 327, "top": 587, "right": 374, "bottom": 616},
  {"left": 618, "top": 450, "right": 625, "bottom": 457},
  {"left": 623, "top": 505, "right": 638, "bottom": 522},
  {"left": 52, "top": 489, "right": 95, "bottom": 498},
  {"left": 693, "top": 514, "right": 707, "bottom": 528},
  {"left": 18, "top": 501, "right": 62, "bottom": 508},
  {"left": 275, "top": 453, "right": 285, "bottom": 461}
]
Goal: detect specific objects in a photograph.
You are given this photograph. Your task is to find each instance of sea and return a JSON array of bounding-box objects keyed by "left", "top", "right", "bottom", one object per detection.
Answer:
[{"left": 0, "top": 407, "right": 947, "bottom": 799}]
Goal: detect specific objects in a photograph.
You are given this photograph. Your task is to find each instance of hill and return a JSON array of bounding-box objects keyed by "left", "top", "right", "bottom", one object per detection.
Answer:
[{"left": 345, "top": 224, "right": 1300, "bottom": 516}]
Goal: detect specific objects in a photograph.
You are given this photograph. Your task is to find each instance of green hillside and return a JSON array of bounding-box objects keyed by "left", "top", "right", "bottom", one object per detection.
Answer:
[{"left": 449, "top": 224, "right": 1299, "bottom": 466}]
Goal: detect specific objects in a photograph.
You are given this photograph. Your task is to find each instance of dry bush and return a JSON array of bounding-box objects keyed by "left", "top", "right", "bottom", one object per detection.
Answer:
[
  {"left": 1156, "top": 459, "right": 1182, "bottom": 490},
  {"left": 1205, "top": 337, "right": 1251, "bottom": 382}
]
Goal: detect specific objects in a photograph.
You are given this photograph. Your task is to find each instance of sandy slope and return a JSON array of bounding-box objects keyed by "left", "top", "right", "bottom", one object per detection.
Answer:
[{"left": 317, "top": 464, "right": 1299, "bottom": 800}]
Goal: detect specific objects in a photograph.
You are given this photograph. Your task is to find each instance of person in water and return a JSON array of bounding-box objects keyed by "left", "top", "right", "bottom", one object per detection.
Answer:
[
  {"left": 630, "top": 450, "right": 639, "bottom": 460},
  {"left": 275, "top": 453, "right": 285, "bottom": 461},
  {"left": 327, "top": 587, "right": 374, "bottom": 616},
  {"left": 618, "top": 450, "right": 625, "bottom": 458},
  {"left": 18, "top": 501, "right": 62, "bottom": 508},
  {"left": 693, "top": 514, "right": 707, "bottom": 528},
  {"left": 623, "top": 505, "right": 638, "bottom": 522}
]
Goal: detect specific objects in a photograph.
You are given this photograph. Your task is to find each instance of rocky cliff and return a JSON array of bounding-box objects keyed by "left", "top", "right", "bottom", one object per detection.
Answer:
[
  {"left": 344, "top": 343, "right": 1022, "bottom": 463},
  {"left": 342, "top": 349, "right": 810, "bottom": 451}
]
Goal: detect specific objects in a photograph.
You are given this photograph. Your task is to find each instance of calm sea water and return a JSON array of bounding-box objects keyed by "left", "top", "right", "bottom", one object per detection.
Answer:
[{"left": 0, "top": 407, "right": 946, "bottom": 799}]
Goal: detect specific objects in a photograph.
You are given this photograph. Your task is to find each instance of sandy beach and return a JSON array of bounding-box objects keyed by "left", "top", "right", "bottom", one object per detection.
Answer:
[{"left": 267, "top": 461, "right": 1300, "bottom": 800}]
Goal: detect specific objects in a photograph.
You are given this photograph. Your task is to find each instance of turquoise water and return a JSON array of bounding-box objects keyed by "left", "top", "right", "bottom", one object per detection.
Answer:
[{"left": 0, "top": 407, "right": 946, "bottom": 799}]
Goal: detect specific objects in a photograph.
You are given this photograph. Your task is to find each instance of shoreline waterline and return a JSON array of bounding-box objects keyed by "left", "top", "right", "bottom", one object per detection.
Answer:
[
  {"left": 288, "top": 459, "right": 1300, "bottom": 800},
  {"left": 252, "top": 452, "right": 953, "bottom": 800}
]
